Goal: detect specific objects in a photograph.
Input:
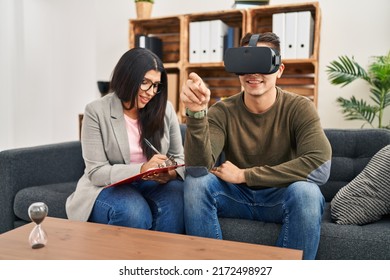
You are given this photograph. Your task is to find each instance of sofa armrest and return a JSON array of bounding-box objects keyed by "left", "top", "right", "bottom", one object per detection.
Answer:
[{"left": 0, "top": 141, "right": 84, "bottom": 233}]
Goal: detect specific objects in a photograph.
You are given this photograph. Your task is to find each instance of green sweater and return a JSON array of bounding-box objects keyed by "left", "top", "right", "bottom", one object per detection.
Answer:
[{"left": 184, "top": 87, "right": 332, "bottom": 189}]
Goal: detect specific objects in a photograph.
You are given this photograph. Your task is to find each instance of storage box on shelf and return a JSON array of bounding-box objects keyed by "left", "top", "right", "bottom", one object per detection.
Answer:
[
  {"left": 129, "top": 16, "right": 183, "bottom": 66},
  {"left": 187, "top": 9, "right": 247, "bottom": 63},
  {"left": 128, "top": 2, "right": 320, "bottom": 119}
]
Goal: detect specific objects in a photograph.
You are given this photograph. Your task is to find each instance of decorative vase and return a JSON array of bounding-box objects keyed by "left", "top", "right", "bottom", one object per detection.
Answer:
[{"left": 136, "top": 2, "right": 153, "bottom": 19}]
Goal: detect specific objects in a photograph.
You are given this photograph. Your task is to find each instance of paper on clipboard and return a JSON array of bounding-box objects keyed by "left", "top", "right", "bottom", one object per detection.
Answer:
[{"left": 104, "top": 164, "right": 185, "bottom": 188}]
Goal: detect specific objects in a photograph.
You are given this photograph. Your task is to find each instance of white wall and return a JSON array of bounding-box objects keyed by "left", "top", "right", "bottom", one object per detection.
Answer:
[
  {"left": 1, "top": 0, "right": 389, "bottom": 150},
  {"left": 1, "top": 0, "right": 99, "bottom": 150}
]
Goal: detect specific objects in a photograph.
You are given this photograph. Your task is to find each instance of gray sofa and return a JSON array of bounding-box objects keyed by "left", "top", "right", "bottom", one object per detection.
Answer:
[{"left": 1, "top": 126, "right": 390, "bottom": 259}]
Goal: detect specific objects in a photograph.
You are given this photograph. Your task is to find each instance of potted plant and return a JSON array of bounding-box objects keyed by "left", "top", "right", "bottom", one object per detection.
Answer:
[
  {"left": 135, "top": 0, "right": 154, "bottom": 19},
  {"left": 326, "top": 51, "right": 390, "bottom": 129}
]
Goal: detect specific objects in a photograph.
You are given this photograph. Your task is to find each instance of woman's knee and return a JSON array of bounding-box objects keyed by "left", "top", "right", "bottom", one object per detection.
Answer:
[
  {"left": 110, "top": 198, "right": 153, "bottom": 229},
  {"left": 164, "top": 180, "right": 184, "bottom": 199}
]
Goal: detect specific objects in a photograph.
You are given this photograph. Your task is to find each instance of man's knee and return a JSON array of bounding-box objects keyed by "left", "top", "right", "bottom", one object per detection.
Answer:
[
  {"left": 184, "top": 172, "right": 215, "bottom": 190},
  {"left": 184, "top": 173, "right": 209, "bottom": 200},
  {"left": 184, "top": 172, "right": 220, "bottom": 209},
  {"left": 286, "top": 182, "right": 324, "bottom": 215}
]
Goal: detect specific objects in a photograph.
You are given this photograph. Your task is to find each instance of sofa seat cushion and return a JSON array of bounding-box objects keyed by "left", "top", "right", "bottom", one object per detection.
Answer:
[
  {"left": 14, "top": 182, "right": 77, "bottom": 222},
  {"left": 331, "top": 145, "right": 390, "bottom": 225},
  {"left": 318, "top": 204, "right": 390, "bottom": 259},
  {"left": 220, "top": 217, "right": 281, "bottom": 247}
]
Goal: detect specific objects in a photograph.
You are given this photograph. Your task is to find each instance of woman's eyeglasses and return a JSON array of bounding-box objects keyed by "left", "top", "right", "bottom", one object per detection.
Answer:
[{"left": 140, "top": 78, "right": 163, "bottom": 94}]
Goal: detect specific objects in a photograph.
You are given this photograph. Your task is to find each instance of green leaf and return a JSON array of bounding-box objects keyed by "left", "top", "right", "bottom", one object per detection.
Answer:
[
  {"left": 326, "top": 55, "right": 369, "bottom": 87},
  {"left": 369, "top": 51, "right": 390, "bottom": 92},
  {"left": 337, "top": 96, "right": 377, "bottom": 126}
]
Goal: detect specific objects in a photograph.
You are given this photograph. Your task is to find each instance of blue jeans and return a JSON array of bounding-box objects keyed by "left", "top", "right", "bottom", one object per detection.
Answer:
[
  {"left": 184, "top": 173, "right": 325, "bottom": 260},
  {"left": 89, "top": 179, "right": 184, "bottom": 234}
]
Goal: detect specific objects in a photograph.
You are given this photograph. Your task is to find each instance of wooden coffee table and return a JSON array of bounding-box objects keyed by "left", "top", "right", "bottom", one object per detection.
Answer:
[{"left": 0, "top": 217, "right": 302, "bottom": 260}]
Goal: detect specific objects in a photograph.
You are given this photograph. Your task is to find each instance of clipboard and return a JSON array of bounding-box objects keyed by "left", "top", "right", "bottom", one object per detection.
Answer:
[{"left": 104, "top": 164, "right": 185, "bottom": 188}]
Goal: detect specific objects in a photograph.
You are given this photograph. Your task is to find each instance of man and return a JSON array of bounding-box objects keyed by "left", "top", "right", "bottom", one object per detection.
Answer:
[{"left": 180, "top": 32, "right": 332, "bottom": 260}]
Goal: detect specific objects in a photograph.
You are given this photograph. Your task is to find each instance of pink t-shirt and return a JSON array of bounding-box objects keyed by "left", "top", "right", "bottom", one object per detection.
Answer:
[{"left": 124, "top": 114, "right": 147, "bottom": 163}]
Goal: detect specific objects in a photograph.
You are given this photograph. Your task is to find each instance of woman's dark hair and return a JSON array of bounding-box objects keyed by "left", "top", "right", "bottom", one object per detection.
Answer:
[
  {"left": 110, "top": 48, "right": 167, "bottom": 159},
  {"left": 240, "top": 32, "right": 281, "bottom": 53}
]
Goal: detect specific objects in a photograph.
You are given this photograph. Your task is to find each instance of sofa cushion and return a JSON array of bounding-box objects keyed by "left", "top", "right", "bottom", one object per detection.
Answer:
[
  {"left": 330, "top": 145, "right": 390, "bottom": 225},
  {"left": 318, "top": 204, "right": 390, "bottom": 260},
  {"left": 220, "top": 217, "right": 281, "bottom": 246},
  {"left": 14, "top": 182, "right": 77, "bottom": 222},
  {"left": 321, "top": 129, "right": 390, "bottom": 202}
]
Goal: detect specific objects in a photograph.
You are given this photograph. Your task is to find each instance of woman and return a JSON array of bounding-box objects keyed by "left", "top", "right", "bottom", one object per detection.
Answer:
[{"left": 66, "top": 48, "right": 185, "bottom": 233}]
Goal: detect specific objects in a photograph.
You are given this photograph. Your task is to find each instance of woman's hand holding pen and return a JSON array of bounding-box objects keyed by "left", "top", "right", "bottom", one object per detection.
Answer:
[
  {"left": 140, "top": 154, "right": 168, "bottom": 173},
  {"left": 140, "top": 154, "right": 177, "bottom": 184}
]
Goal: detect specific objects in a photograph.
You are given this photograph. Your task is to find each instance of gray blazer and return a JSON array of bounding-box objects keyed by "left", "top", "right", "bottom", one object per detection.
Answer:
[{"left": 66, "top": 93, "right": 185, "bottom": 221}]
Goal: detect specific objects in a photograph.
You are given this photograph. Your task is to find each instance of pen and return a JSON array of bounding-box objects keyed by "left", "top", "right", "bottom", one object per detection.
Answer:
[
  {"left": 143, "top": 138, "right": 177, "bottom": 167},
  {"left": 143, "top": 138, "right": 161, "bottom": 154}
]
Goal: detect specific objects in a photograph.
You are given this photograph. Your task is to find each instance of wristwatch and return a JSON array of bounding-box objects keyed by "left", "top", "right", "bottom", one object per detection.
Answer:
[{"left": 185, "top": 108, "right": 207, "bottom": 119}]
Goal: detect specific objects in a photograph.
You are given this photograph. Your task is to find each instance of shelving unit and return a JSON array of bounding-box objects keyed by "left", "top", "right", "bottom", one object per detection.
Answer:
[{"left": 129, "top": 2, "right": 321, "bottom": 120}]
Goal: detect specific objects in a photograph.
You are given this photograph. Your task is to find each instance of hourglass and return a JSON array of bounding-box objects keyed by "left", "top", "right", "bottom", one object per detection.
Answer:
[{"left": 28, "top": 202, "right": 48, "bottom": 249}]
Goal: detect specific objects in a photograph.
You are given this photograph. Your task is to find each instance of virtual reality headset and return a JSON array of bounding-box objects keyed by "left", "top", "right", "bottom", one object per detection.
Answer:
[{"left": 224, "top": 34, "right": 281, "bottom": 75}]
